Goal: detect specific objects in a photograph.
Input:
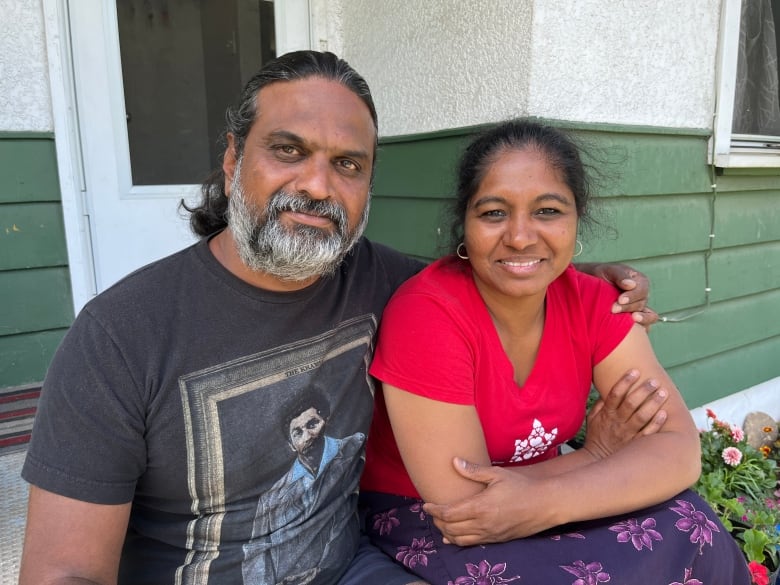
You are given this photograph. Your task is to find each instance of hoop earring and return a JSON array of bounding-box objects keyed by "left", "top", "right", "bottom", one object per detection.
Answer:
[
  {"left": 573, "top": 240, "right": 583, "bottom": 258},
  {"left": 456, "top": 242, "right": 469, "bottom": 260}
]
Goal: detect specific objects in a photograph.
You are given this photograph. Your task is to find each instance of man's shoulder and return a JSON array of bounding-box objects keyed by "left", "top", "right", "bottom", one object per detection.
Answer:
[
  {"left": 350, "top": 238, "right": 424, "bottom": 279},
  {"left": 91, "top": 241, "right": 202, "bottom": 300}
]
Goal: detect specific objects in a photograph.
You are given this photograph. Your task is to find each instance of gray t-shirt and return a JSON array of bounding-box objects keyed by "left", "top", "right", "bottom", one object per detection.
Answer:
[{"left": 23, "top": 236, "right": 422, "bottom": 585}]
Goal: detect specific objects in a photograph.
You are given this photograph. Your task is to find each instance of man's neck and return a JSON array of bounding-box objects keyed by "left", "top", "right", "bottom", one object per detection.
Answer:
[{"left": 208, "top": 229, "right": 321, "bottom": 292}]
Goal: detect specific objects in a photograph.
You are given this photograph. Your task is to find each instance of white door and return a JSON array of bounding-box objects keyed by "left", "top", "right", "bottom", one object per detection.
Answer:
[{"left": 51, "top": 0, "right": 311, "bottom": 310}]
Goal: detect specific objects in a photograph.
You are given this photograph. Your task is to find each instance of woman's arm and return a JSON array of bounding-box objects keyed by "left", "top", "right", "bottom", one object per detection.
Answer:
[
  {"left": 423, "top": 325, "right": 700, "bottom": 545},
  {"left": 382, "top": 383, "right": 491, "bottom": 505}
]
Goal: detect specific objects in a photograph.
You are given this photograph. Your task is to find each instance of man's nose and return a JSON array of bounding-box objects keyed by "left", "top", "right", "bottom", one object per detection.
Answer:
[{"left": 293, "top": 156, "right": 333, "bottom": 201}]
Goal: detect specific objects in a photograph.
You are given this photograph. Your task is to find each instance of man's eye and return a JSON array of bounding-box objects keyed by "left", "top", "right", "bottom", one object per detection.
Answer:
[
  {"left": 275, "top": 145, "right": 300, "bottom": 156},
  {"left": 337, "top": 159, "right": 359, "bottom": 172}
]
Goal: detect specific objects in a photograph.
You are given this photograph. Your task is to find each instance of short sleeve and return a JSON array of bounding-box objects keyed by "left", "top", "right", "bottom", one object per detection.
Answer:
[
  {"left": 574, "top": 271, "right": 635, "bottom": 366},
  {"left": 22, "top": 308, "right": 147, "bottom": 504},
  {"left": 370, "top": 291, "right": 477, "bottom": 405}
]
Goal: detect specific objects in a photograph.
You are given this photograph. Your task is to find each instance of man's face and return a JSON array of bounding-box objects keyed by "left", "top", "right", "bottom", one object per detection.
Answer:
[
  {"left": 287, "top": 407, "right": 326, "bottom": 456},
  {"left": 223, "top": 77, "right": 376, "bottom": 282}
]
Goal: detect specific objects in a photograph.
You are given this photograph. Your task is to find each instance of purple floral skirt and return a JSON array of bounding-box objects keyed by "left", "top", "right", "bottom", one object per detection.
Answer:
[{"left": 360, "top": 489, "right": 750, "bottom": 585}]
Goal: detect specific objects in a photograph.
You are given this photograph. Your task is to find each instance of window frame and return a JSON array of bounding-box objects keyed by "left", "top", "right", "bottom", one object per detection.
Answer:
[{"left": 711, "top": 0, "right": 780, "bottom": 168}]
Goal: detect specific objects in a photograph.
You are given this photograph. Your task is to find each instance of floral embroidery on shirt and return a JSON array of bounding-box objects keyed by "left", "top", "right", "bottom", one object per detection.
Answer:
[
  {"left": 447, "top": 560, "right": 522, "bottom": 584},
  {"left": 372, "top": 509, "right": 400, "bottom": 536},
  {"left": 396, "top": 537, "right": 437, "bottom": 569},
  {"left": 560, "top": 560, "right": 611, "bottom": 584},
  {"left": 669, "top": 499, "right": 720, "bottom": 553},
  {"left": 608, "top": 517, "right": 663, "bottom": 551},
  {"left": 511, "top": 418, "right": 558, "bottom": 462}
]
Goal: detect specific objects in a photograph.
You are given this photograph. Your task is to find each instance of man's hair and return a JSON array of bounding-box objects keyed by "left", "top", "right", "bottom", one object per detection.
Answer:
[
  {"left": 183, "top": 50, "right": 379, "bottom": 237},
  {"left": 280, "top": 388, "right": 331, "bottom": 443}
]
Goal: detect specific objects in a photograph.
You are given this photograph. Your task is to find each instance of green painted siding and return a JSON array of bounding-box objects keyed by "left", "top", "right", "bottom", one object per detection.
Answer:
[
  {"left": 0, "top": 133, "right": 72, "bottom": 389},
  {"left": 366, "top": 122, "right": 780, "bottom": 407}
]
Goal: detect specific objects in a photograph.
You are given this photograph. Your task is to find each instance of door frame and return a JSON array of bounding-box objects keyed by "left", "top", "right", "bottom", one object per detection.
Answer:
[{"left": 42, "top": 0, "right": 312, "bottom": 314}]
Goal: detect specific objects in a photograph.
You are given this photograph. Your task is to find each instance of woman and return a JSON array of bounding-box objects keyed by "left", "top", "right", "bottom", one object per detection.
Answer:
[{"left": 360, "top": 120, "right": 750, "bottom": 584}]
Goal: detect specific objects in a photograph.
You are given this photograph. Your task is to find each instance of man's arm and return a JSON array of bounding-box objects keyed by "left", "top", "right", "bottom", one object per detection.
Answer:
[
  {"left": 575, "top": 262, "right": 659, "bottom": 327},
  {"left": 19, "top": 486, "right": 131, "bottom": 585}
]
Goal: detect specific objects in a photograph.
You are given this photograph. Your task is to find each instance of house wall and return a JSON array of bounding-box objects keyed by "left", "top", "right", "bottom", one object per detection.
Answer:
[
  {"left": 327, "top": 0, "right": 720, "bottom": 135},
  {"left": 0, "top": 0, "right": 71, "bottom": 389},
  {"left": 324, "top": 0, "right": 780, "bottom": 406},
  {"left": 364, "top": 122, "right": 780, "bottom": 408}
]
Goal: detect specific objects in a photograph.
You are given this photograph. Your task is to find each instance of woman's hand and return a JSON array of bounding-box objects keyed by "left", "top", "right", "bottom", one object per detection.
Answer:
[{"left": 583, "top": 369, "right": 669, "bottom": 461}]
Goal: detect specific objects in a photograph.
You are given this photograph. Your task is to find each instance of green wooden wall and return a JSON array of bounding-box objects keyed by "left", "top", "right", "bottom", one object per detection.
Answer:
[
  {"left": 0, "top": 132, "right": 73, "bottom": 389},
  {"left": 365, "top": 121, "right": 780, "bottom": 408}
]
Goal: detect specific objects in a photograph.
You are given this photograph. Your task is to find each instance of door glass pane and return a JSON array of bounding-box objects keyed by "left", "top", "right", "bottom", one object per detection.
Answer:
[{"left": 117, "top": 0, "right": 276, "bottom": 185}]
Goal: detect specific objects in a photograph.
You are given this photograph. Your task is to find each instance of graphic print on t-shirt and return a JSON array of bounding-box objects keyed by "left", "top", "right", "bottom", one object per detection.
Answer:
[
  {"left": 510, "top": 418, "right": 558, "bottom": 462},
  {"left": 176, "top": 316, "right": 377, "bottom": 585}
]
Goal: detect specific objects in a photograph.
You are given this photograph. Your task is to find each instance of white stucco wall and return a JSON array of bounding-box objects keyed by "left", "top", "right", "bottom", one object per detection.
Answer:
[
  {"left": 0, "top": 0, "right": 52, "bottom": 132},
  {"left": 329, "top": 0, "right": 720, "bottom": 137}
]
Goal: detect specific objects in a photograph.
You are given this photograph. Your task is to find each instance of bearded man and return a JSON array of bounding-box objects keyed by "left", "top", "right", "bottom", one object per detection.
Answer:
[{"left": 20, "top": 51, "right": 662, "bottom": 585}]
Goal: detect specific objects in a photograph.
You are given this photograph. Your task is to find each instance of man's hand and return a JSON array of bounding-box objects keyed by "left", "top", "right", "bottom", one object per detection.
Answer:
[
  {"left": 575, "top": 262, "right": 658, "bottom": 329},
  {"left": 422, "top": 459, "right": 551, "bottom": 546},
  {"left": 583, "top": 369, "right": 669, "bottom": 461}
]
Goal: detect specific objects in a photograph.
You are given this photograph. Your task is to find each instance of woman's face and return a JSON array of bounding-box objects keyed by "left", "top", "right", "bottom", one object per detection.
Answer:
[{"left": 463, "top": 148, "right": 579, "bottom": 303}]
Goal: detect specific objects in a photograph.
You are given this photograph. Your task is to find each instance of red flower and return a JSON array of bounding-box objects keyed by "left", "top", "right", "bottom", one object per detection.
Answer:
[
  {"left": 748, "top": 561, "right": 770, "bottom": 585},
  {"left": 706, "top": 408, "right": 717, "bottom": 420}
]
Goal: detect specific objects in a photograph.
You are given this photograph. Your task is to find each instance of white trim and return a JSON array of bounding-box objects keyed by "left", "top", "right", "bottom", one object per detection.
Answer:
[
  {"left": 711, "top": 0, "right": 780, "bottom": 168},
  {"left": 274, "top": 0, "right": 312, "bottom": 56},
  {"left": 42, "top": 0, "right": 95, "bottom": 315}
]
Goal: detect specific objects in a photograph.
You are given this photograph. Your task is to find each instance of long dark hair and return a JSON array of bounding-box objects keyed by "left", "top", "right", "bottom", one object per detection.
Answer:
[
  {"left": 450, "top": 119, "right": 597, "bottom": 252},
  {"left": 182, "top": 51, "right": 379, "bottom": 237}
]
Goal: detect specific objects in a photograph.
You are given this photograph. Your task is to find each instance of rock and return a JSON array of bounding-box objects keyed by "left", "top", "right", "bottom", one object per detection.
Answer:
[{"left": 743, "top": 411, "right": 778, "bottom": 450}]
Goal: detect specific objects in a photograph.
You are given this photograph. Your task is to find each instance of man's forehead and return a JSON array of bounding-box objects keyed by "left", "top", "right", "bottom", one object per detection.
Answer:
[{"left": 253, "top": 78, "right": 376, "bottom": 144}]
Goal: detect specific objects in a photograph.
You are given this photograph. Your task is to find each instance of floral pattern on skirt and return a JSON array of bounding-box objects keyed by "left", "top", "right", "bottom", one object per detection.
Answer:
[{"left": 360, "top": 489, "right": 750, "bottom": 585}]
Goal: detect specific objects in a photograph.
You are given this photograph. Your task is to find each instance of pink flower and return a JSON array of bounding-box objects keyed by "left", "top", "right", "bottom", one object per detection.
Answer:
[
  {"left": 608, "top": 517, "right": 663, "bottom": 551},
  {"left": 722, "top": 447, "right": 743, "bottom": 466},
  {"left": 448, "top": 560, "right": 522, "bottom": 585},
  {"left": 396, "top": 537, "right": 436, "bottom": 569},
  {"left": 730, "top": 425, "right": 745, "bottom": 442},
  {"left": 372, "top": 509, "right": 400, "bottom": 536}
]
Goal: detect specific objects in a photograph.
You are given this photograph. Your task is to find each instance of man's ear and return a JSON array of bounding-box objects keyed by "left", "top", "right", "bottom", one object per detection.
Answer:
[{"left": 223, "top": 133, "right": 237, "bottom": 196}]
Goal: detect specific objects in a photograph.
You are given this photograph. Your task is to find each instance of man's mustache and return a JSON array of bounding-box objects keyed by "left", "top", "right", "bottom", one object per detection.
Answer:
[{"left": 267, "top": 191, "right": 347, "bottom": 231}]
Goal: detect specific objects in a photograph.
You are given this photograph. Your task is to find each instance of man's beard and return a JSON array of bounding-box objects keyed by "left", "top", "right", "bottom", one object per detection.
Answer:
[{"left": 227, "top": 163, "right": 370, "bottom": 282}]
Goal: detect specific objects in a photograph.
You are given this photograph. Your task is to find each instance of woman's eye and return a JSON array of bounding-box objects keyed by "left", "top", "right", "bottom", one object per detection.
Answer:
[
  {"left": 536, "top": 207, "right": 561, "bottom": 216},
  {"left": 480, "top": 209, "right": 505, "bottom": 218}
]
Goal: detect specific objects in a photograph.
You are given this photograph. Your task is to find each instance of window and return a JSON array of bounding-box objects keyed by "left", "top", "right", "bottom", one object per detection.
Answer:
[
  {"left": 712, "top": 0, "right": 780, "bottom": 167},
  {"left": 117, "top": 0, "right": 277, "bottom": 185}
]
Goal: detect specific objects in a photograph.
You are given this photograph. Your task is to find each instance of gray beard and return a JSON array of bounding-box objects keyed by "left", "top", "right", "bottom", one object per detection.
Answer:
[{"left": 226, "top": 164, "right": 370, "bottom": 282}]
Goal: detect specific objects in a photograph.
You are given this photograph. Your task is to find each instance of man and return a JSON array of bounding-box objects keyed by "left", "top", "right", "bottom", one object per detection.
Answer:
[
  {"left": 20, "top": 51, "right": 663, "bottom": 585},
  {"left": 242, "top": 390, "right": 364, "bottom": 583}
]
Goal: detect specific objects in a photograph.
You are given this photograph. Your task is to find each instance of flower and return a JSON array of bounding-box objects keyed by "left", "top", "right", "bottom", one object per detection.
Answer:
[
  {"left": 372, "top": 509, "right": 400, "bottom": 536},
  {"left": 559, "top": 560, "right": 611, "bottom": 584},
  {"left": 669, "top": 567, "right": 703, "bottom": 585},
  {"left": 723, "top": 446, "right": 743, "bottom": 466},
  {"left": 447, "top": 560, "right": 522, "bottom": 585},
  {"left": 396, "top": 537, "right": 436, "bottom": 569},
  {"left": 608, "top": 517, "right": 663, "bottom": 551},
  {"left": 748, "top": 561, "right": 770, "bottom": 585},
  {"left": 670, "top": 499, "right": 721, "bottom": 551},
  {"left": 693, "top": 410, "right": 780, "bottom": 574}
]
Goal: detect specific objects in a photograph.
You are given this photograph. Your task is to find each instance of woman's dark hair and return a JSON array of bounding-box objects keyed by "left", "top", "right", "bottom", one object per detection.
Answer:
[
  {"left": 450, "top": 119, "right": 596, "bottom": 252},
  {"left": 183, "top": 51, "right": 379, "bottom": 237}
]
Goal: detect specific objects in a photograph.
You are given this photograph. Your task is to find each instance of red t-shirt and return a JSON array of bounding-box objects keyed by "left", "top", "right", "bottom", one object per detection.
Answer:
[{"left": 361, "top": 257, "right": 634, "bottom": 498}]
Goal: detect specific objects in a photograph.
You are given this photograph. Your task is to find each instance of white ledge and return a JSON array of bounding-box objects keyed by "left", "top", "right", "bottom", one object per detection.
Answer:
[{"left": 689, "top": 376, "right": 780, "bottom": 429}]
